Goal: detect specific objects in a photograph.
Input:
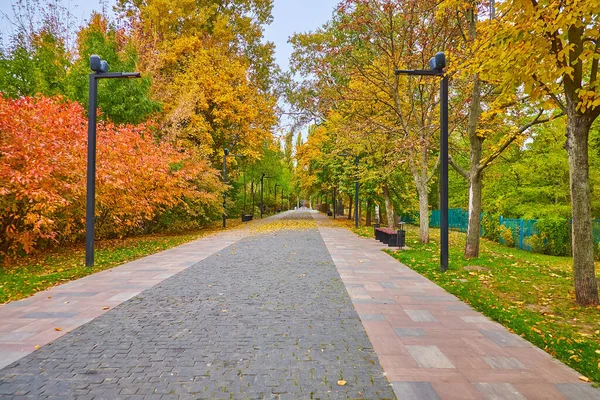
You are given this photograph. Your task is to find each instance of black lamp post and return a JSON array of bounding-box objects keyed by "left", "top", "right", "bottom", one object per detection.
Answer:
[
  {"left": 395, "top": 51, "right": 448, "bottom": 272},
  {"left": 86, "top": 55, "right": 140, "bottom": 268},
  {"left": 338, "top": 153, "right": 361, "bottom": 228},
  {"left": 274, "top": 183, "right": 279, "bottom": 211},
  {"left": 332, "top": 186, "right": 337, "bottom": 219},
  {"left": 281, "top": 187, "right": 284, "bottom": 211},
  {"left": 221, "top": 149, "right": 245, "bottom": 228},
  {"left": 260, "top": 173, "right": 273, "bottom": 218},
  {"left": 222, "top": 148, "right": 229, "bottom": 228}
]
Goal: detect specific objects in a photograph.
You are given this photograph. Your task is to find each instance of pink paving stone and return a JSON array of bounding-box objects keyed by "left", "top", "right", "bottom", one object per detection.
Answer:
[{"left": 314, "top": 213, "right": 599, "bottom": 400}]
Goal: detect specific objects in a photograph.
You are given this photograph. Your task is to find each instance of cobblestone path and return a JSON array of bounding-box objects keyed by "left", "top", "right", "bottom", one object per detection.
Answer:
[{"left": 0, "top": 213, "right": 395, "bottom": 399}]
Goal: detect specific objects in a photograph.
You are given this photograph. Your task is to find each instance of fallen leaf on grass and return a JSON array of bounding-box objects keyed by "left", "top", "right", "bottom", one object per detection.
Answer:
[
  {"left": 531, "top": 327, "right": 544, "bottom": 335},
  {"left": 337, "top": 380, "right": 347, "bottom": 386}
]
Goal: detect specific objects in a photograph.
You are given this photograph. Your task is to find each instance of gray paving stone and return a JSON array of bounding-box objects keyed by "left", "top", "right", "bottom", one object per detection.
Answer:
[
  {"left": 359, "top": 314, "right": 386, "bottom": 321},
  {"left": 394, "top": 328, "right": 425, "bottom": 337},
  {"left": 353, "top": 298, "right": 396, "bottom": 304},
  {"left": 474, "top": 382, "right": 525, "bottom": 400},
  {"left": 404, "top": 309, "right": 437, "bottom": 322},
  {"left": 480, "top": 330, "right": 530, "bottom": 347},
  {"left": 406, "top": 346, "right": 455, "bottom": 369},
  {"left": 0, "top": 213, "right": 395, "bottom": 399},
  {"left": 0, "top": 333, "right": 35, "bottom": 342},
  {"left": 411, "top": 295, "right": 455, "bottom": 302},
  {"left": 379, "top": 282, "right": 397, "bottom": 289},
  {"left": 461, "top": 316, "right": 491, "bottom": 323},
  {"left": 53, "top": 292, "right": 99, "bottom": 297},
  {"left": 483, "top": 357, "right": 525, "bottom": 370},
  {"left": 21, "top": 312, "right": 77, "bottom": 319},
  {"left": 391, "top": 381, "right": 440, "bottom": 400},
  {"left": 556, "top": 383, "right": 600, "bottom": 400}
]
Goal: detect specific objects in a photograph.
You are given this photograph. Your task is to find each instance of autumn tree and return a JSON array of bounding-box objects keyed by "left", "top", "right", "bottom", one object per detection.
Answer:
[
  {"left": 474, "top": 0, "right": 600, "bottom": 305},
  {"left": 117, "top": 0, "right": 278, "bottom": 169},
  {"left": 290, "top": 0, "right": 458, "bottom": 238},
  {"left": 434, "top": 0, "right": 560, "bottom": 260}
]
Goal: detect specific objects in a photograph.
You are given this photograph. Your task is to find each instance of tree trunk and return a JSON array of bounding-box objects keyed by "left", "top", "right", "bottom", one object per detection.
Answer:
[
  {"left": 366, "top": 199, "right": 372, "bottom": 226},
  {"left": 359, "top": 200, "right": 362, "bottom": 225},
  {"left": 416, "top": 180, "right": 429, "bottom": 244},
  {"left": 464, "top": 71, "right": 483, "bottom": 258},
  {"left": 348, "top": 194, "right": 353, "bottom": 220},
  {"left": 566, "top": 114, "right": 599, "bottom": 305},
  {"left": 382, "top": 184, "right": 395, "bottom": 228},
  {"left": 463, "top": 7, "right": 484, "bottom": 259},
  {"left": 465, "top": 170, "right": 483, "bottom": 258}
]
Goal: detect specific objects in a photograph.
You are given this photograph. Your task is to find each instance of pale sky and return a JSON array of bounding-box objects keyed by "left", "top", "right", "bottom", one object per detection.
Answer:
[{"left": 0, "top": 0, "right": 340, "bottom": 73}]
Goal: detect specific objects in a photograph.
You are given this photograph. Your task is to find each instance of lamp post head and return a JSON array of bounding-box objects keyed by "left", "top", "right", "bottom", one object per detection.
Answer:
[
  {"left": 90, "top": 55, "right": 109, "bottom": 73},
  {"left": 224, "top": 148, "right": 230, "bottom": 156},
  {"left": 429, "top": 52, "right": 446, "bottom": 72}
]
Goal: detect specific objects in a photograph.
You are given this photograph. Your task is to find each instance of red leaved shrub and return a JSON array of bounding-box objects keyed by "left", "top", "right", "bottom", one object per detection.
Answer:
[{"left": 0, "top": 95, "right": 222, "bottom": 258}]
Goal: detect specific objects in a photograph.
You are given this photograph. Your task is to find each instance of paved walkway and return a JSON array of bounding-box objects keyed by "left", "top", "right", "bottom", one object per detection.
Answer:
[
  {"left": 314, "top": 213, "right": 600, "bottom": 400},
  {"left": 0, "top": 210, "right": 599, "bottom": 399},
  {"left": 0, "top": 212, "right": 394, "bottom": 399}
]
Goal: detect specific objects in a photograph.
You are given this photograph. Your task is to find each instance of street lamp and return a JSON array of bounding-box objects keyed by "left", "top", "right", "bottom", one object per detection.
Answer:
[
  {"left": 86, "top": 55, "right": 141, "bottom": 268},
  {"left": 338, "top": 153, "right": 361, "bottom": 228},
  {"left": 222, "top": 148, "right": 229, "bottom": 228},
  {"left": 395, "top": 51, "right": 448, "bottom": 272},
  {"left": 222, "top": 148, "right": 245, "bottom": 228},
  {"left": 281, "top": 187, "right": 284, "bottom": 211},
  {"left": 260, "top": 173, "right": 273, "bottom": 218},
  {"left": 274, "top": 183, "right": 279, "bottom": 211}
]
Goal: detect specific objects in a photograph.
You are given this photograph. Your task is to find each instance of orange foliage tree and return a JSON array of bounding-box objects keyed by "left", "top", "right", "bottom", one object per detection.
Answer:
[{"left": 0, "top": 95, "right": 223, "bottom": 258}]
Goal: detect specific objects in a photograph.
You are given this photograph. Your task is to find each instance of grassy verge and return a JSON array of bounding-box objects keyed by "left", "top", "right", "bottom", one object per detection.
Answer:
[
  {"left": 0, "top": 219, "right": 244, "bottom": 304},
  {"left": 327, "top": 216, "right": 600, "bottom": 383}
]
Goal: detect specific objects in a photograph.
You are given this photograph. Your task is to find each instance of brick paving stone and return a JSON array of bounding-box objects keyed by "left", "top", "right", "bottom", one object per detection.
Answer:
[{"left": 0, "top": 212, "right": 394, "bottom": 399}]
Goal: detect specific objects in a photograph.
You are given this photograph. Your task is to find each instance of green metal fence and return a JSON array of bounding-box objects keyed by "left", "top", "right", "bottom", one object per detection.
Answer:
[{"left": 421, "top": 208, "right": 600, "bottom": 255}]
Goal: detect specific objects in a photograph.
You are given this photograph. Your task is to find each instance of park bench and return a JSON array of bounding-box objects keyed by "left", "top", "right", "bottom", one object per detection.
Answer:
[
  {"left": 241, "top": 214, "right": 253, "bottom": 222},
  {"left": 374, "top": 225, "right": 406, "bottom": 247}
]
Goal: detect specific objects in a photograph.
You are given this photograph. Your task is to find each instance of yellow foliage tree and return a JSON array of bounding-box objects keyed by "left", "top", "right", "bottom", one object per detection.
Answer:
[{"left": 474, "top": 0, "right": 599, "bottom": 305}]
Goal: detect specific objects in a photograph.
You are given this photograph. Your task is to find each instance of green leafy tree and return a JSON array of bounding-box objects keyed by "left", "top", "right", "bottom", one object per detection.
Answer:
[{"left": 65, "top": 13, "right": 160, "bottom": 124}]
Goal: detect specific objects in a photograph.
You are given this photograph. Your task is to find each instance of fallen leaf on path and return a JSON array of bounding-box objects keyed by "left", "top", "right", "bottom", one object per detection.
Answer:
[
  {"left": 102, "top": 306, "right": 109, "bottom": 310},
  {"left": 578, "top": 376, "right": 590, "bottom": 382},
  {"left": 337, "top": 380, "right": 347, "bottom": 386},
  {"left": 54, "top": 327, "right": 61, "bottom": 331},
  {"left": 34, "top": 345, "right": 40, "bottom": 349}
]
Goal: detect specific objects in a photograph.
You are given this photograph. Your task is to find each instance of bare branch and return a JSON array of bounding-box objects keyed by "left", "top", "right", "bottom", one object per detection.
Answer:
[
  {"left": 479, "top": 110, "right": 565, "bottom": 170},
  {"left": 449, "top": 155, "right": 469, "bottom": 179}
]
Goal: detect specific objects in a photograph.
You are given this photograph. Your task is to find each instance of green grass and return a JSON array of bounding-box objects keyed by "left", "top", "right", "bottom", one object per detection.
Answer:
[
  {"left": 335, "top": 218, "right": 600, "bottom": 383},
  {"left": 0, "top": 220, "right": 242, "bottom": 304}
]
